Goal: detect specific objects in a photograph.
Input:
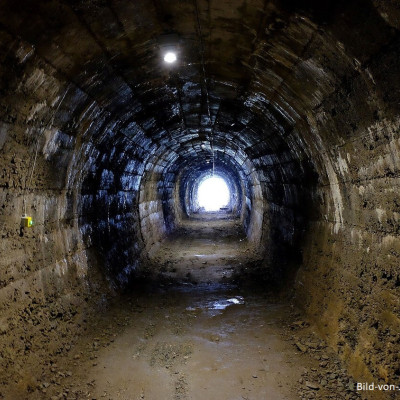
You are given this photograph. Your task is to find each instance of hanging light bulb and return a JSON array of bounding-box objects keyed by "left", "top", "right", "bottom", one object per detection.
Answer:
[
  {"left": 164, "top": 51, "right": 177, "bottom": 64},
  {"left": 158, "top": 33, "right": 180, "bottom": 65}
]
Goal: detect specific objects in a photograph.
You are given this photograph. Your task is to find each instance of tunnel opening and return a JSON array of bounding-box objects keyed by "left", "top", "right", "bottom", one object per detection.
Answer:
[
  {"left": 181, "top": 158, "right": 245, "bottom": 222},
  {"left": 195, "top": 175, "right": 230, "bottom": 212}
]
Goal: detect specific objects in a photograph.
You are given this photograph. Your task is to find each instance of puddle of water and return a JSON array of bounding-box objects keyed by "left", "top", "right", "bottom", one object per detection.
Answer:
[
  {"left": 186, "top": 296, "right": 245, "bottom": 314},
  {"left": 210, "top": 296, "right": 244, "bottom": 310}
]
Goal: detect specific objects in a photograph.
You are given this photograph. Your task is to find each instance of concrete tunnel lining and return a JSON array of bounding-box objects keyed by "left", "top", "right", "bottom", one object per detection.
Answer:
[{"left": 0, "top": 0, "right": 400, "bottom": 396}]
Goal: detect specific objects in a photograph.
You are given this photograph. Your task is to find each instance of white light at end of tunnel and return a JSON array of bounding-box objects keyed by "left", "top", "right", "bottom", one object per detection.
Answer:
[
  {"left": 198, "top": 176, "right": 230, "bottom": 211},
  {"left": 164, "top": 51, "right": 177, "bottom": 63}
]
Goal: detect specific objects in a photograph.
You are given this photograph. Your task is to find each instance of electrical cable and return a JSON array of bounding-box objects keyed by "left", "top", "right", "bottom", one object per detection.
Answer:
[
  {"left": 22, "top": 86, "right": 70, "bottom": 215},
  {"left": 193, "top": 0, "right": 215, "bottom": 175}
]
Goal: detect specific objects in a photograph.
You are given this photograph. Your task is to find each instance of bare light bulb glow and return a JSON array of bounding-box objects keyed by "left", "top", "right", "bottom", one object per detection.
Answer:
[
  {"left": 198, "top": 176, "right": 230, "bottom": 211},
  {"left": 164, "top": 51, "right": 177, "bottom": 63}
]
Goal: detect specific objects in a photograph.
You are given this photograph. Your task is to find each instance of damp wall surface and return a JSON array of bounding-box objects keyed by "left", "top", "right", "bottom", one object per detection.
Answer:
[
  {"left": 297, "top": 117, "right": 400, "bottom": 383},
  {"left": 0, "top": 0, "right": 399, "bottom": 396}
]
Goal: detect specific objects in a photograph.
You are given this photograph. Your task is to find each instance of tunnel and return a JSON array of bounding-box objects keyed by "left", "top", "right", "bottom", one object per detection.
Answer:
[{"left": 0, "top": 0, "right": 400, "bottom": 399}]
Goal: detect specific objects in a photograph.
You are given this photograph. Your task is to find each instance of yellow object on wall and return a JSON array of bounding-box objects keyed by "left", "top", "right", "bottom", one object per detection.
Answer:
[{"left": 21, "top": 215, "right": 33, "bottom": 228}]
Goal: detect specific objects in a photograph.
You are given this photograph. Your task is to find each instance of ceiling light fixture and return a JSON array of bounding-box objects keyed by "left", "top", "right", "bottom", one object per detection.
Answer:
[
  {"left": 164, "top": 51, "right": 177, "bottom": 64},
  {"left": 158, "top": 33, "right": 180, "bottom": 66}
]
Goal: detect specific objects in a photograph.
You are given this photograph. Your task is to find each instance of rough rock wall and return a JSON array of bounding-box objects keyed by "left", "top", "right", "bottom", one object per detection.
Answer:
[
  {"left": 0, "top": 35, "right": 111, "bottom": 390},
  {"left": 294, "top": 20, "right": 400, "bottom": 391},
  {"left": 297, "top": 116, "right": 400, "bottom": 389}
]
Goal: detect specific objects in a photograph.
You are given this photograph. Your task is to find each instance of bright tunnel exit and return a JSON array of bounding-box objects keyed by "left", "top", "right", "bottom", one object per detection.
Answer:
[{"left": 197, "top": 176, "right": 230, "bottom": 211}]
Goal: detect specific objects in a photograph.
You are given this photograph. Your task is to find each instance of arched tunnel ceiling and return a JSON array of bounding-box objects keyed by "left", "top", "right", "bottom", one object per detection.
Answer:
[
  {"left": 1, "top": 0, "right": 396, "bottom": 179},
  {"left": 2, "top": 1, "right": 400, "bottom": 391}
]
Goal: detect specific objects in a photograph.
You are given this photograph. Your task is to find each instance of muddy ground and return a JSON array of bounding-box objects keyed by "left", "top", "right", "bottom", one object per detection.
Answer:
[
  {"left": 146, "top": 214, "right": 261, "bottom": 284},
  {"left": 1, "top": 214, "right": 365, "bottom": 399}
]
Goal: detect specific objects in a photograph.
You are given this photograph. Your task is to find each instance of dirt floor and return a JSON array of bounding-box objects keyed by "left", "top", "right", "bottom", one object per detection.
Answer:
[
  {"left": 1, "top": 213, "right": 366, "bottom": 399},
  {"left": 146, "top": 213, "right": 262, "bottom": 284}
]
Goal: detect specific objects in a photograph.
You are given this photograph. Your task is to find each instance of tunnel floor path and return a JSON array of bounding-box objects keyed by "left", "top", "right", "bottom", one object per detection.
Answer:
[
  {"left": 49, "top": 288, "right": 361, "bottom": 400},
  {"left": 147, "top": 212, "right": 261, "bottom": 284},
  {"left": 68, "top": 288, "right": 311, "bottom": 399},
  {"left": 28, "top": 213, "right": 361, "bottom": 400}
]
